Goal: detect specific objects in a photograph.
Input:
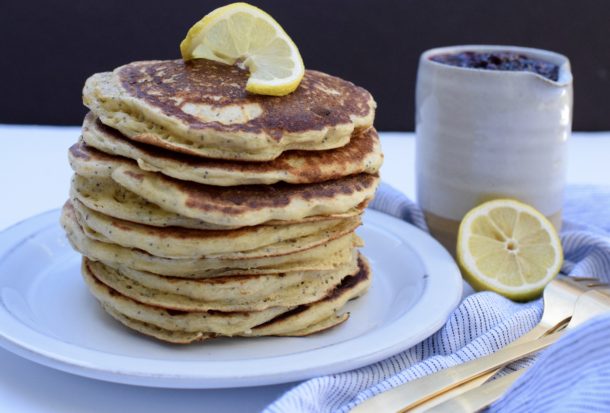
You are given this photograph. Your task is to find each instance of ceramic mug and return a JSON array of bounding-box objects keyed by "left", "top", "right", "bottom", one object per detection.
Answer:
[{"left": 415, "top": 45, "right": 573, "bottom": 254}]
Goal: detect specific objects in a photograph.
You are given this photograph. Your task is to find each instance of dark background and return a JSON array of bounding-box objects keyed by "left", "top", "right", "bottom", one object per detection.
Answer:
[{"left": 1, "top": 0, "right": 609, "bottom": 130}]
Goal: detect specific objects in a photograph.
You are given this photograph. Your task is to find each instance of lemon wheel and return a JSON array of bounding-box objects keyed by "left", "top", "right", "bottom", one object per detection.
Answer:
[
  {"left": 457, "top": 199, "right": 563, "bottom": 301},
  {"left": 180, "top": 2, "right": 304, "bottom": 96}
]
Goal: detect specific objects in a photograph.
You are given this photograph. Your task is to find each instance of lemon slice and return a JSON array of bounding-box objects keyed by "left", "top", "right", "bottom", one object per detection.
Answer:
[
  {"left": 180, "top": 2, "right": 305, "bottom": 96},
  {"left": 457, "top": 199, "right": 563, "bottom": 301}
]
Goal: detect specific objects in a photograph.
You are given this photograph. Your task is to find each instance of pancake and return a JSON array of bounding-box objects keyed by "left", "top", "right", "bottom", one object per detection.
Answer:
[
  {"left": 81, "top": 261, "right": 289, "bottom": 336},
  {"left": 265, "top": 313, "right": 349, "bottom": 337},
  {"left": 81, "top": 112, "right": 383, "bottom": 186},
  {"left": 69, "top": 141, "right": 379, "bottom": 227},
  {"left": 113, "top": 164, "right": 378, "bottom": 227},
  {"left": 84, "top": 255, "right": 371, "bottom": 343},
  {"left": 83, "top": 59, "right": 376, "bottom": 161},
  {"left": 61, "top": 202, "right": 362, "bottom": 277},
  {"left": 100, "top": 305, "right": 212, "bottom": 344},
  {"left": 91, "top": 254, "right": 359, "bottom": 304},
  {"left": 84, "top": 254, "right": 359, "bottom": 312},
  {"left": 70, "top": 173, "right": 366, "bottom": 230},
  {"left": 72, "top": 199, "right": 357, "bottom": 259},
  {"left": 69, "top": 141, "right": 121, "bottom": 179},
  {"left": 70, "top": 174, "right": 232, "bottom": 230},
  {"left": 101, "top": 304, "right": 347, "bottom": 344},
  {"left": 72, "top": 200, "right": 360, "bottom": 259},
  {"left": 248, "top": 256, "right": 371, "bottom": 337}
]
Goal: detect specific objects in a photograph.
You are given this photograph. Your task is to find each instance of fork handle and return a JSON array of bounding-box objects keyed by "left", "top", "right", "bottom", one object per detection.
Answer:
[
  {"left": 405, "top": 322, "right": 560, "bottom": 412},
  {"left": 510, "top": 323, "right": 559, "bottom": 346},
  {"left": 406, "top": 375, "right": 490, "bottom": 413},
  {"left": 350, "top": 332, "right": 561, "bottom": 413},
  {"left": 424, "top": 368, "right": 528, "bottom": 412}
]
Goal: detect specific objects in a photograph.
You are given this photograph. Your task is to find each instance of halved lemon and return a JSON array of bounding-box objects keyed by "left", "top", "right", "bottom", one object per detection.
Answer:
[
  {"left": 180, "top": 2, "right": 305, "bottom": 96},
  {"left": 457, "top": 199, "right": 563, "bottom": 301}
]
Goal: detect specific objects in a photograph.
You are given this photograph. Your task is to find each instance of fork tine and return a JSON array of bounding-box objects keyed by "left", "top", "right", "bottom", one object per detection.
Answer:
[
  {"left": 586, "top": 282, "right": 610, "bottom": 288},
  {"left": 568, "top": 289, "right": 610, "bottom": 329},
  {"left": 569, "top": 277, "right": 601, "bottom": 282},
  {"left": 555, "top": 275, "right": 606, "bottom": 289},
  {"left": 423, "top": 368, "right": 529, "bottom": 413}
]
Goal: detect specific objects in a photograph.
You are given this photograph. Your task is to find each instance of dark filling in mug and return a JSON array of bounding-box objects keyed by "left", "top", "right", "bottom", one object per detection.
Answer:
[{"left": 430, "top": 51, "right": 559, "bottom": 81}]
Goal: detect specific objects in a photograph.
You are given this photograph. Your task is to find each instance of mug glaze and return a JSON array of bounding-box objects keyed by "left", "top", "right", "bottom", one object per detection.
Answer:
[{"left": 416, "top": 45, "right": 573, "bottom": 254}]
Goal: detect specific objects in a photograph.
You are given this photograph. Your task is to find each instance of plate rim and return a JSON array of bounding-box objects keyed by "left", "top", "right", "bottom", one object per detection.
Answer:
[{"left": 0, "top": 208, "right": 462, "bottom": 388}]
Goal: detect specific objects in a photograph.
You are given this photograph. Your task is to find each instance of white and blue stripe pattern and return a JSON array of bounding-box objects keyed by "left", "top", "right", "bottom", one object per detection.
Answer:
[{"left": 264, "top": 183, "right": 610, "bottom": 413}]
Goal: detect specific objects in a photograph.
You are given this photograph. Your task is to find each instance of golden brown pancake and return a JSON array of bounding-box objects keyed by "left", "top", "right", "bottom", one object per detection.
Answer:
[
  {"left": 83, "top": 255, "right": 358, "bottom": 312},
  {"left": 69, "top": 174, "right": 366, "bottom": 230},
  {"left": 83, "top": 59, "right": 376, "bottom": 161},
  {"left": 250, "top": 256, "right": 371, "bottom": 337},
  {"left": 81, "top": 112, "right": 383, "bottom": 186},
  {"left": 60, "top": 201, "right": 362, "bottom": 277},
  {"left": 83, "top": 255, "right": 371, "bottom": 343},
  {"left": 68, "top": 142, "right": 379, "bottom": 227},
  {"left": 72, "top": 198, "right": 359, "bottom": 259},
  {"left": 113, "top": 165, "right": 377, "bottom": 227}
]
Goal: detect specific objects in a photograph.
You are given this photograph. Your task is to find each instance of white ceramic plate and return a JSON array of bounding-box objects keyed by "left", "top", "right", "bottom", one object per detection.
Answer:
[{"left": 0, "top": 209, "right": 462, "bottom": 389}]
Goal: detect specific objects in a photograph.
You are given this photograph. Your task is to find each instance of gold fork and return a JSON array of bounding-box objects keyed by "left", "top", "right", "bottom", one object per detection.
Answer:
[
  {"left": 426, "top": 287, "right": 610, "bottom": 412},
  {"left": 407, "top": 276, "right": 607, "bottom": 412},
  {"left": 351, "top": 276, "right": 607, "bottom": 413}
]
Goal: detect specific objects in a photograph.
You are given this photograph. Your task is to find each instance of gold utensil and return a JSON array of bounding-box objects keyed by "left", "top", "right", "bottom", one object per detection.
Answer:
[
  {"left": 351, "top": 276, "right": 607, "bottom": 413},
  {"left": 426, "top": 288, "right": 610, "bottom": 412},
  {"left": 408, "top": 276, "right": 608, "bottom": 411}
]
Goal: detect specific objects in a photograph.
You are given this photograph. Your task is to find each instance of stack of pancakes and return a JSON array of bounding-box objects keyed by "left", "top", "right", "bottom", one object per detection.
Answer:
[{"left": 61, "top": 59, "right": 382, "bottom": 343}]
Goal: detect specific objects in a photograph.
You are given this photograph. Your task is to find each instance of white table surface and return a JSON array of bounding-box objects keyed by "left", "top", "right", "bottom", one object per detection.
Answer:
[{"left": 1, "top": 125, "right": 610, "bottom": 413}]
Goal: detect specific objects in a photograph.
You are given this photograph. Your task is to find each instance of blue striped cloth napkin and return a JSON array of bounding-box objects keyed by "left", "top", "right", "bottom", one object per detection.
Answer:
[{"left": 264, "top": 183, "right": 610, "bottom": 413}]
